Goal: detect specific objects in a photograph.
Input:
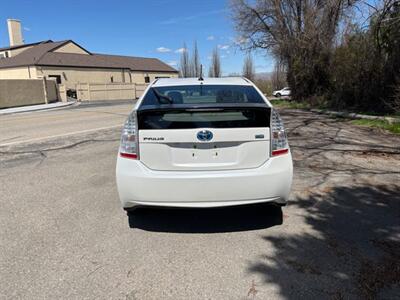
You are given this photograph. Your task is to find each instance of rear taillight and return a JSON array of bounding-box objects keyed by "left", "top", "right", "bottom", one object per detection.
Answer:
[
  {"left": 119, "top": 113, "right": 139, "bottom": 159},
  {"left": 271, "top": 108, "right": 289, "bottom": 156}
]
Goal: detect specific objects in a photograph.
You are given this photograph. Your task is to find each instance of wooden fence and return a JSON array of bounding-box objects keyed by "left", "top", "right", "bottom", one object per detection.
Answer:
[{"left": 76, "top": 82, "right": 148, "bottom": 101}]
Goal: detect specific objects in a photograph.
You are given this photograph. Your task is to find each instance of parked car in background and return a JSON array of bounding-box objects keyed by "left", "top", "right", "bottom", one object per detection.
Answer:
[
  {"left": 116, "top": 77, "right": 293, "bottom": 210},
  {"left": 272, "top": 87, "right": 291, "bottom": 97}
]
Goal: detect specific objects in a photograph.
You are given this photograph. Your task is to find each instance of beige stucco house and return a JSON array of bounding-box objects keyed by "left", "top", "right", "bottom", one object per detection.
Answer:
[{"left": 0, "top": 20, "right": 178, "bottom": 90}]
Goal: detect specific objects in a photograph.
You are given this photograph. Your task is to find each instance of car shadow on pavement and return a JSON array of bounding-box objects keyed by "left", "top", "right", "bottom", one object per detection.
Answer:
[
  {"left": 248, "top": 185, "right": 400, "bottom": 299},
  {"left": 127, "top": 203, "right": 283, "bottom": 233}
]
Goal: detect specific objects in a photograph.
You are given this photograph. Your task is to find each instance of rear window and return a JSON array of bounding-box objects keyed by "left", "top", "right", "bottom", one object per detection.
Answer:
[
  {"left": 141, "top": 85, "right": 265, "bottom": 105},
  {"left": 138, "top": 108, "right": 270, "bottom": 129}
]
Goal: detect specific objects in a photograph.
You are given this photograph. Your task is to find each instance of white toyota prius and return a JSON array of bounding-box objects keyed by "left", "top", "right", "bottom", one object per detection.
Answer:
[{"left": 116, "top": 77, "right": 293, "bottom": 210}]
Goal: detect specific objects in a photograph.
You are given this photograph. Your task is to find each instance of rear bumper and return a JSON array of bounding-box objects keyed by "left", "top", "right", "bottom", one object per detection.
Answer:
[{"left": 116, "top": 153, "right": 293, "bottom": 208}]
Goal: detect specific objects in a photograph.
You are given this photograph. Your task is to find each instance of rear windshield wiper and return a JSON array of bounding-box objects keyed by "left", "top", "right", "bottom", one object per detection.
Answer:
[{"left": 152, "top": 88, "right": 173, "bottom": 104}]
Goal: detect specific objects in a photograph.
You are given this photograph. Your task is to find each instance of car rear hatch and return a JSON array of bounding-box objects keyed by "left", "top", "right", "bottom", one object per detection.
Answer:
[{"left": 137, "top": 103, "right": 271, "bottom": 171}]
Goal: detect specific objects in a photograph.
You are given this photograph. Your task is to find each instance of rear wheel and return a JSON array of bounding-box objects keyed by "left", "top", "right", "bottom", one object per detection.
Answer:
[{"left": 275, "top": 93, "right": 281, "bottom": 98}]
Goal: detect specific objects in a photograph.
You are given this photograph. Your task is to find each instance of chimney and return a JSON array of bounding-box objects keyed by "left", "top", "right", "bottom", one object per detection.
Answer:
[{"left": 7, "top": 19, "right": 24, "bottom": 47}]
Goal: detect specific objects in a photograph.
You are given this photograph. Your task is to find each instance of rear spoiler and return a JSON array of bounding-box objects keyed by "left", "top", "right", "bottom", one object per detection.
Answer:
[{"left": 137, "top": 103, "right": 270, "bottom": 113}]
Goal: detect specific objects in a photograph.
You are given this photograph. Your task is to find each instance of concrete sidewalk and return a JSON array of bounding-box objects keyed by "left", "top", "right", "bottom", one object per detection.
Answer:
[{"left": 0, "top": 101, "right": 77, "bottom": 115}]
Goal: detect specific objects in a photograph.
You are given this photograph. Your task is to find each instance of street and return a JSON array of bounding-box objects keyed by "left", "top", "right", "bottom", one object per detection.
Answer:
[
  {"left": 0, "top": 101, "right": 134, "bottom": 146},
  {"left": 1, "top": 102, "right": 399, "bottom": 299}
]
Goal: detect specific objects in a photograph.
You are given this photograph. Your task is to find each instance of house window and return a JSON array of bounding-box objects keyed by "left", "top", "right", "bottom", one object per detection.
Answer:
[
  {"left": 48, "top": 75, "right": 62, "bottom": 84},
  {"left": 155, "top": 76, "right": 170, "bottom": 79},
  {"left": 111, "top": 76, "right": 114, "bottom": 83},
  {"left": 144, "top": 76, "right": 150, "bottom": 83}
]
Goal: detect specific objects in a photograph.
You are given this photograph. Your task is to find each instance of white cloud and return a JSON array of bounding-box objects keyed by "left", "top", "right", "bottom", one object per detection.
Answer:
[
  {"left": 160, "top": 18, "right": 180, "bottom": 25},
  {"left": 167, "top": 60, "right": 178, "bottom": 66},
  {"left": 231, "top": 36, "right": 248, "bottom": 46},
  {"left": 23, "top": 27, "right": 31, "bottom": 31},
  {"left": 207, "top": 35, "right": 215, "bottom": 41},
  {"left": 156, "top": 47, "right": 171, "bottom": 53},
  {"left": 218, "top": 44, "right": 230, "bottom": 50},
  {"left": 160, "top": 9, "right": 227, "bottom": 25},
  {"left": 175, "top": 48, "right": 187, "bottom": 54}
]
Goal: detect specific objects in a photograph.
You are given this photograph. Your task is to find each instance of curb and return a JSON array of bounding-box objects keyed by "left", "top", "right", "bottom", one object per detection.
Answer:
[
  {"left": 310, "top": 109, "right": 400, "bottom": 124},
  {"left": 0, "top": 101, "right": 78, "bottom": 116}
]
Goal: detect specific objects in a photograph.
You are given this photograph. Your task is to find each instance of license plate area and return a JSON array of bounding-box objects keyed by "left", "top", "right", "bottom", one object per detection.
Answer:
[
  {"left": 168, "top": 142, "right": 238, "bottom": 162},
  {"left": 138, "top": 127, "right": 270, "bottom": 171}
]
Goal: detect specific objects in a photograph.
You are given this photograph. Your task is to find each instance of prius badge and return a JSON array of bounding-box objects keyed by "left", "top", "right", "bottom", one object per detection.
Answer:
[{"left": 197, "top": 130, "right": 213, "bottom": 142}]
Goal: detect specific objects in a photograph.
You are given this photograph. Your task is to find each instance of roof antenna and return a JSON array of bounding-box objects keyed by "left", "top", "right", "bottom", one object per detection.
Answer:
[{"left": 198, "top": 64, "right": 204, "bottom": 81}]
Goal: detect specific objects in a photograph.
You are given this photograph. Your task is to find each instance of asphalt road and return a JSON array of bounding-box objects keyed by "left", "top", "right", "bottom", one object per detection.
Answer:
[
  {"left": 1, "top": 102, "right": 399, "bottom": 299},
  {"left": 0, "top": 101, "right": 134, "bottom": 146}
]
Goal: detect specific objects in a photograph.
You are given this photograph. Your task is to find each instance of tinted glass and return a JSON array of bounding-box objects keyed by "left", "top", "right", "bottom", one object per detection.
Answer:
[
  {"left": 138, "top": 108, "right": 270, "bottom": 129},
  {"left": 141, "top": 85, "right": 265, "bottom": 106}
]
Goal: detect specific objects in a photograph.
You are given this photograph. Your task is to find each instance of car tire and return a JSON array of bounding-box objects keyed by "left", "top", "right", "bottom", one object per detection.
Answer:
[{"left": 275, "top": 93, "right": 281, "bottom": 98}]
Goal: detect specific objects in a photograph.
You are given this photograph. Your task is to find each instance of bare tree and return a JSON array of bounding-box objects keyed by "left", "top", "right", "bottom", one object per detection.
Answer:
[
  {"left": 242, "top": 53, "right": 255, "bottom": 80},
  {"left": 179, "top": 43, "right": 190, "bottom": 78},
  {"left": 230, "top": 0, "right": 356, "bottom": 99},
  {"left": 359, "top": 0, "right": 400, "bottom": 112},
  {"left": 190, "top": 41, "right": 201, "bottom": 77},
  {"left": 370, "top": 0, "right": 400, "bottom": 50},
  {"left": 271, "top": 59, "right": 286, "bottom": 90},
  {"left": 208, "top": 47, "right": 222, "bottom": 77}
]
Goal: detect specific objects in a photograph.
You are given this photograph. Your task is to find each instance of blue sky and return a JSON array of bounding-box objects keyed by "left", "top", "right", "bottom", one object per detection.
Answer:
[{"left": 0, "top": 0, "right": 274, "bottom": 75}]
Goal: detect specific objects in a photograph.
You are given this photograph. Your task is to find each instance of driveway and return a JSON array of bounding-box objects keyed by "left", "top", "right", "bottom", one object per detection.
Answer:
[{"left": 0, "top": 106, "right": 399, "bottom": 299}]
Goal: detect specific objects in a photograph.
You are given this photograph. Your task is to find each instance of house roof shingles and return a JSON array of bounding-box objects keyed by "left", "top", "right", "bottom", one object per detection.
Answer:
[
  {"left": 0, "top": 40, "right": 53, "bottom": 52},
  {"left": 0, "top": 40, "right": 178, "bottom": 73}
]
